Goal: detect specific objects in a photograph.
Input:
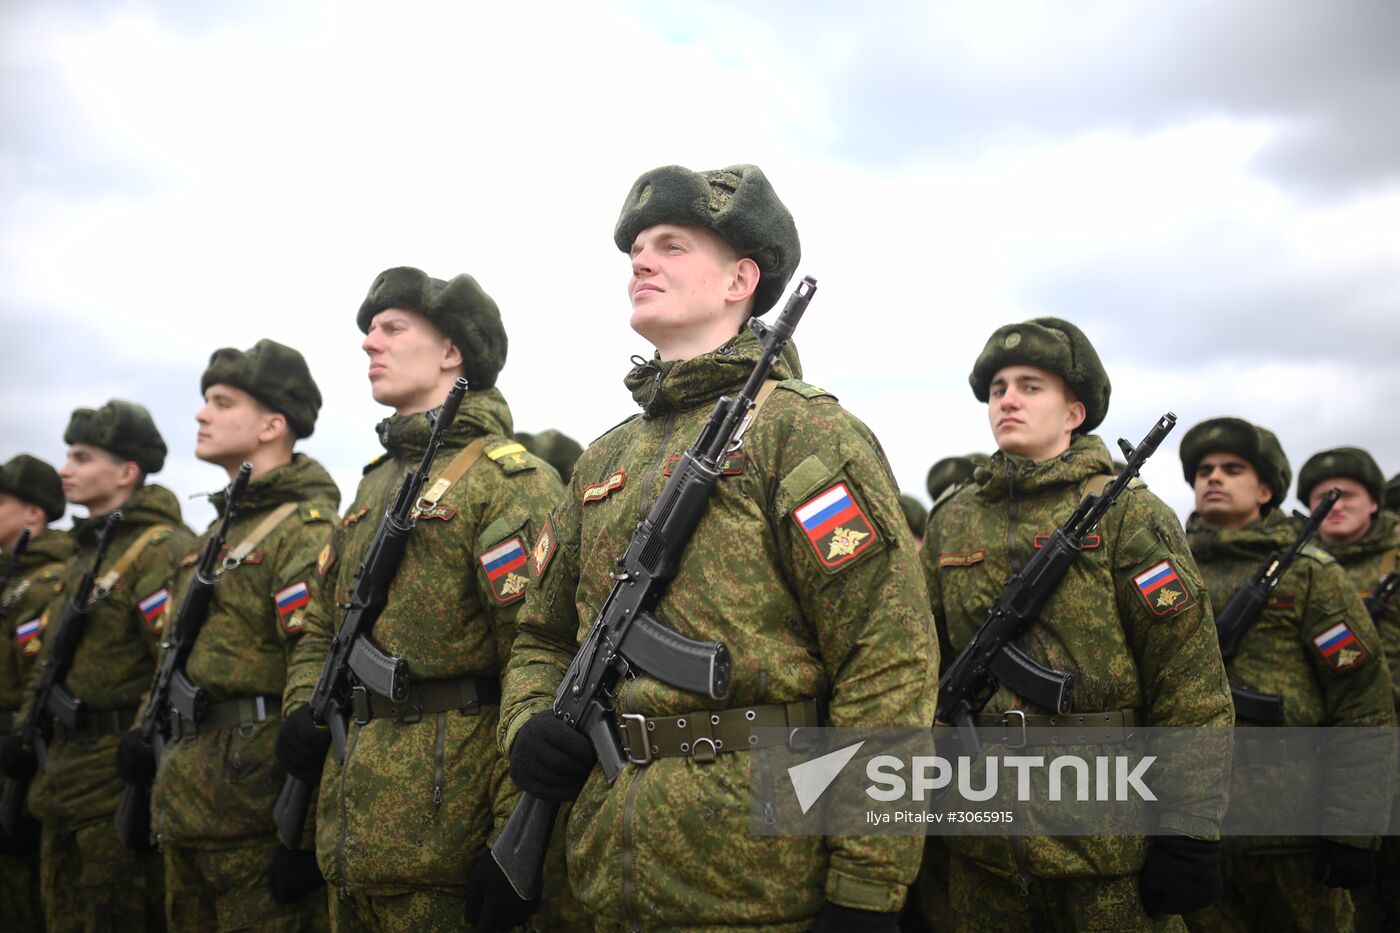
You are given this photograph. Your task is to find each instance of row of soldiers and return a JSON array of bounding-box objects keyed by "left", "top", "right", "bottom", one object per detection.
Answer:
[{"left": 0, "top": 162, "right": 1396, "bottom": 933}]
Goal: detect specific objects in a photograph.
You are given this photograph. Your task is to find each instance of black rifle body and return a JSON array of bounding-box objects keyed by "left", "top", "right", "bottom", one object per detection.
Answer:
[
  {"left": 115, "top": 463, "right": 251, "bottom": 850},
  {"left": 935, "top": 414, "right": 1179, "bottom": 756},
  {"left": 491, "top": 276, "right": 818, "bottom": 900},
  {"left": 1366, "top": 571, "right": 1399, "bottom": 622},
  {"left": 273, "top": 379, "right": 467, "bottom": 848},
  {"left": 1, "top": 512, "right": 121, "bottom": 833}
]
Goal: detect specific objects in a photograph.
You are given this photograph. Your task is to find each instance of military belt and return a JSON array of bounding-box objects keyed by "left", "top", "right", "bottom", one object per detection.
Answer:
[
  {"left": 0, "top": 710, "right": 17, "bottom": 734},
  {"left": 1234, "top": 732, "right": 1317, "bottom": 769},
  {"left": 616, "top": 698, "right": 823, "bottom": 766},
  {"left": 946, "top": 708, "right": 1142, "bottom": 749},
  {"left": 351, "top": 675, "right": 500, "bottom": 725},
  {"left": 170, "top": 694, "right": 281, "bottom": 740},
  {"left": 51, "top": 707, "right": 137, "bottom": 742}
]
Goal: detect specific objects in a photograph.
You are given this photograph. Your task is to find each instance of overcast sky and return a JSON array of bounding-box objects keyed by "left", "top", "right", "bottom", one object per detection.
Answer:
[{"left": 3, "top": 0, "right": 1397, "bottom": 532}]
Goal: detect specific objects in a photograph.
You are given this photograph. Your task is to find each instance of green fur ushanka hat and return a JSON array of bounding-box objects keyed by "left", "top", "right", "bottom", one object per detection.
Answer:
[
  {"left": 201, "top": 339, "right": 322, "bottom": 439},
  {"left": 356, "top": 267, "right": 508, "bottom": 389},
  {"left": 968, "top": 318, "right": 1111, "bottom": 433},
  {"left": 63, "top": 399, "right": 167, "bottom": 475},
  {"left": 517, "top": 429, "right": 584, "bottom": 484},
  {"left": 0, "top": 454, "right": 65, "bottom": 522},
  {"left": 1297, "top": 446, "right": 1385, "bottom": 506},
  {"left": 1179, "top": 417, "right": 1291, "bottom": 514},
  {"left": 613, "top": 164, "right": 801, "bottom": 316},
  {"left": 1388, "top": 473, "right": 1400, "bottom": 512},
  {"left": 926, "top": 454, "right": 986, "bottom": 502}
]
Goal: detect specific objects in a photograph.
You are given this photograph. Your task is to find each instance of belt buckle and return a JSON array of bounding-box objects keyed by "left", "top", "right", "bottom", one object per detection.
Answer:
[
  {"left": 620, "top": 713, "right": 652, "bottom": 766},
  {"left": 1001, "top": 709, "right": 1028, "bottom": 749},
  {"left": 351, "top": 686, "right": 372, "bottom": 726}
]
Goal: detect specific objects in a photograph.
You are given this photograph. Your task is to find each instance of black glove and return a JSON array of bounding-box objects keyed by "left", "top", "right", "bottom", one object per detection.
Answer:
[
  {"left": 509, "top": 710, "right": 597, "bottom": 802},
  {"left": 275, "top": 705, "right": 332, "bottom": 783},
  {"left": 1315, "top": 839, "right": 1375, "bottom": 889},
  {"left": 0, "top": 814, "right": 41, "bottom": 855},
  {"left": 1139, "top": 835, "right": 1222, "bottom": 916},
  {"left": 0, "top": 737, "right": 37, "bottom": 780},
  {"left": 267, "top": 845, "right": 326, "bottom": 903},
  {"left": 811, "top": 902, "right": 900, "bottom": 933},
  {"left": 465, "top": 850, "right": 541, "bottom": 932},
  {"left": 114, "top": 731, "right": 157, "bottom": 787}
]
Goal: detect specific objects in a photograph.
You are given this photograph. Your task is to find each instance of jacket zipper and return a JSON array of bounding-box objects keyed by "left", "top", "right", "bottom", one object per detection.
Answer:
[
  {"left": 432, "top": 712, "right": 447, "bottom": 809},
  {"left": 638, "top": 413, "right": 676, "bottom": 520},
  {"left": 337, "top": 721, "right": 359, "bottom": 899},
  {"left": 1002, "top": 461, "right": 1032, "bottom": 896}
]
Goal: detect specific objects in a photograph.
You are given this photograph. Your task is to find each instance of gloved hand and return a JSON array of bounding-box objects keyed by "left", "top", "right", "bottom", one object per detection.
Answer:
[
  {"left": 1315, "top": 839, "right": 1376, "bottom": 889},
  {"left": 0, "top": 737, "right": 37, "bottom": 780},
  {"left": 266, "top": 845, "right": 325, "bottom": 903},
  {"left": 465, "top": 850, "right": 540, "bottom": 932},
  {"left": 811, "top": 902, "right": 900, "bottom": 932},
  {"left": 1139, "top": 835, "right": 1222, "bottom": 915},
  {"left": 114, "top": 731, "right": 156, "bottom": 787},
  {"left": 508, "top": 710, "right": 597, "bottom": 801},
  {"left": 275, "top": 705, "right": 332, "bottom": 782}
]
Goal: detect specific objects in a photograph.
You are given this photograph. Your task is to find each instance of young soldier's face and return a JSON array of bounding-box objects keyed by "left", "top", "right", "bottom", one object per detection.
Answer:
[
  {"left": 0, "top": 492, "right": 39, "bottom": 551},
  {"left": 195, "top": 383, "right": 278, "bottom": 469},
  {"left": 986, "top": 365, "right": 1085, "bottom": 462},
  {"left": 1309, "top": 476, "right": 1377, "bottom": 545},
  {"left": 1193, "top": 452, "right": 1271, "bottom": 528},
  {"left": 58, "top": 443, "right": 128, "bottom": 509},
  {"left": 628, "top": 224, "right": 749, "bottom": 352},
  {"left": 362, "top": 308, "right": 461, "bottom": 413}
]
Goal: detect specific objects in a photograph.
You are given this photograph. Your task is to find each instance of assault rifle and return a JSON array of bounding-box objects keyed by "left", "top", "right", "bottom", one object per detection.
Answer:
[
  {"left": 489, "top": 276, "right": 818, "bottom": 901},
  {"left": 1216, "top": 488, "right": 1339, "bottom": 723},
  {"left": 936, "top": 414, "right": 1178, "bottom": 756},
  {"left": 0, "top": 529, "right": 32, "bottom": 612},
  {"left": 1366, "top": 572, "right": 1399, "bottom": 622},
  {"left": 1, "top": 511, "right": 121, "bottom": 833},
  {"left": 273, "top": 378, "right": 467, "bottom": 847},
  {"left": 115, "top": 462, "right": 251, "bottom": 850}
]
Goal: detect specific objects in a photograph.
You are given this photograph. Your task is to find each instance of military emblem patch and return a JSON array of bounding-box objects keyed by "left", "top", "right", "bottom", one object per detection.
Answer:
[
  {"left": 938, "top": 548, "right": 986, "bottom": 568},
  {"left": 317, "top": 544, "right": 335, "bottom": 579},
  {"left": 218, "top": 545, "right": 264, "bottom": 565},
  {"left": 1313, "top": 621, "right": 1367, "bottom": 672},
  {"left": 481, "top": 536, "right": 530, "bottom": 604},
  {"left": 1133, "top": 561, "right": 1193, "bottom": 617},
  {"left": 1267, "top": 594, "right": 1296, "bottom": 610},
  {"left": 139, "top": 588, "right": 170, "bottom": 633},
  {"left": 530, "top": 517, "right": 556, "bottom": 579},
  {"left": 16, "top": 616, "right": 42, "bottom": 657},
  {"left": 341, "top": 505, "right": 369, "bottom": 529},
  {"left": 275, "top": 582, "right": 311, "bottom": 621},
  {"left": 582, "top": 470, "right": 626, "bottom": 505},
  {"left": 417, "top": 505, "right": 458, "bottom": 522},
  {"left": 793, "top": 482, "right": 879, "bottom": 571}
]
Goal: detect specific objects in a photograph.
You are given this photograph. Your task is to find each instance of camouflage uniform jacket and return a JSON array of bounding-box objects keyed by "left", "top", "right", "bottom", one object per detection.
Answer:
[
  {"left": 921, "top": 436, "right": 1233, "bottom": 880},
  {"left": 151, "top": 454, "right": 340, "bottom": 848},
  {"left": 2, "top": 529, "right": 74, "bottom": 713},
  {"left": 284, "top": 388, "right": 563, "bottom": 894},
  {"left": 24, "top": 484, "right": 193, "bottom": 830},
  {"left": 1187, "top": 510, "right": 1395, "bottom": 849},
  {"left": 1315, "top": 509, "right": 1400, "bottom": 710},
  {"left": 502, "top": 329, "right": 937, "bottom": 930}
]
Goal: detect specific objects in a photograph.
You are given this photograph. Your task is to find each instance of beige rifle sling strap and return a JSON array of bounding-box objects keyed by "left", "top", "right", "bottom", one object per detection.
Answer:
[
  {"left": 415, "top": 438, "right": 487, "bottom": 514},
  {"left": 222, "top": 502, "right": 301, "bottom": 571},
  {"left": 729, "top": 379, "right": 782, "bottom": 448},
  {"left": 93, "top": 524, "right": 175, "bottom": 599},
  {"left": 1381, "top": 548, "right": 1397, "bottom": 578}
]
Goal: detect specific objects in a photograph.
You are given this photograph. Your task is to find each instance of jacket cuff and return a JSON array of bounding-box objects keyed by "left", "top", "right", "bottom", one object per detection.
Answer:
[{"left": 824, "top": 867, "right": 907, "bottom": 913}]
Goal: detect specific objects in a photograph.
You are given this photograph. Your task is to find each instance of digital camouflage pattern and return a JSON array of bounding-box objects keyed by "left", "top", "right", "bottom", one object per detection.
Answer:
[
  {"left": 41, "top": 820, "right": 164, "bottom": 932},
  {"left": 502, "top": 328, "right": 938, "bottom": 930},
  {"left": 150, "top": 454, "right": 339, "bottom": 929},
  {"left": 1184, "top": 508, "right": 1395, "bottom": 933},
  {"left": 283, "top": 387, "right": 564, "bottom": 898},
  {"left": 919, "top": 436, "right": 1233, "bottom": 888}
]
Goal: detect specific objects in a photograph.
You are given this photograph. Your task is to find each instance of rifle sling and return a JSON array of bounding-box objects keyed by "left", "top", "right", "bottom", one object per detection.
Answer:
[
  {"left": 94, "top": 524, "right": 175, "bottom": 596},
  {"left": 416, "top": 438, "right": 486, "bottom": 512},
  {"left": 223, "top": 502, "right": 300, "bottom": 568},
  {"left": 1382, "top": 548, "right": 1396, "bottom": 578}
]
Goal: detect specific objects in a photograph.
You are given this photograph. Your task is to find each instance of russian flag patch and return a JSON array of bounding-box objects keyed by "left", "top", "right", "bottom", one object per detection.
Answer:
[
  {"left": 15, "top": 616, "right": 43, "bottom": 657},
  {"left": 793, "top": 482, "right": 879, "bottom": 571},
  {"left": 1132, "top": 560, "right": 1193, "bottom": 617},
  {"left": 275, "top": 582, "right": 311, "bottom": 617},
  {"left": 139, "top": 588, "right": 170, "bottom": 633},
  {"left": 1313, "top": 621, "right": 1368, "bottom": 672},
  {"left": 481, "top": 536, "right": 530, "bottom": 604}
]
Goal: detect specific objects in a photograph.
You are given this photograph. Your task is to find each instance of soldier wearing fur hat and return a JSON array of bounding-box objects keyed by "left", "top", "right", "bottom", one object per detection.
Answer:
[
  {"left": 516, "top": 429, "right": 584, "bottom": 485},
  {"left": 1295, "top": 446, "right": 1400, "bottom": 930},
  {"left": 0, "top": 401, "right": 194, "bottom": 932},
  {"left": 0, "top": 454, "right": 74, "bottom": 932},
  {"left": 278, "top": 268, "right": 563, "bottom": 930},
  {"left": 102, "top": 340, "right": 339, "bottom": 930},
  {"left": 916, "top": 319, "right": 1233, "bottom": 931},
  {"left": 470, "top": 163, "right": 936, "bottom": 932},
  {"left": 1179, "top": 420, "right": 1395, "bottom": 932}
]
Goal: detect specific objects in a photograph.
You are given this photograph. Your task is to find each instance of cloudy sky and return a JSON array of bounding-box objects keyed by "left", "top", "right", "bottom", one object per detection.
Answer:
[{"left": 3, "top": 0, "right": 1397, "bottom": 531}]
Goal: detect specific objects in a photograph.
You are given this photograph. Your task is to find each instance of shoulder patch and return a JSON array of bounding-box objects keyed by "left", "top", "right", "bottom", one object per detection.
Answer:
[
  {"left": 362, "top": 453, "right": 391, "bottom": 476},
  {"left": 138, "top": 588, "right": 171, "bottom": 633},
  {"left": 486, "top": 441, "right": 536, "bottom": 475},
  {"left": 529, "top": 516, "right": 557, "bottom": 580},
  {"left": 480, "top": 536, "right": 531, "bottom": 604},
  {"left": 775, "top": 379, "right": 838, "bottom": 401},
  {"left": 582, "top": 470, "right": 626, "bottom": 505},
  {"left": 1132, "top": 560, "right": 1195, "bottom": 617},
  {"left": 16, "top": 615, "right": 43, "bottom": 656},
  {"left": 938, "top": 548, "right": 985, "bottom": 568},
  {"left": 274, "top": 582, "right": 312, "bottom": 629},
  {"left": 418, "top": 505, "right": 458, "bottom": 522},
  {"left": 316, "top": 544, "right": 336, "bottom": 580},
  {"left": 1312, "top": 620, "right": 1368, "bottom": 672},
  {"left": 792, "top": 481, "right": 879, "bottom": 572},
  {"left": 1301, "top": 543, "right": 1336, "bottom": 565},
  {"left": 342, "top": 505, "right": 370, "bottom": 529},
  {"left": 301, "top": 503, "right": 332, "bottom": 524}
]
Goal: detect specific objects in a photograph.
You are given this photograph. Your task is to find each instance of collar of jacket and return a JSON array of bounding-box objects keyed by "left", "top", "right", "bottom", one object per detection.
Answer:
[
  {"left": 623, "top": 325, "right": 802, "bottom": 419},
  {"left": 208, "top": 452, "right": 342, "bottom": 517},
  {"left": 1316, "top": 507, "right": 1400, "bottom": 564},
  {"left": 375, "top": 386, "right": 514, "bottom": 459},
  {"left": 13, "top": 526, "right": 75, "bottom": 573},
  {"left": 1185, "top": 507, "right": 1296, "bottom": 562},
  {"left": 71, "top": 483, "right": 184, "bottom": 545},
  {"left": 974, "top": 434, "right": 1114, "bottom": 503}
]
